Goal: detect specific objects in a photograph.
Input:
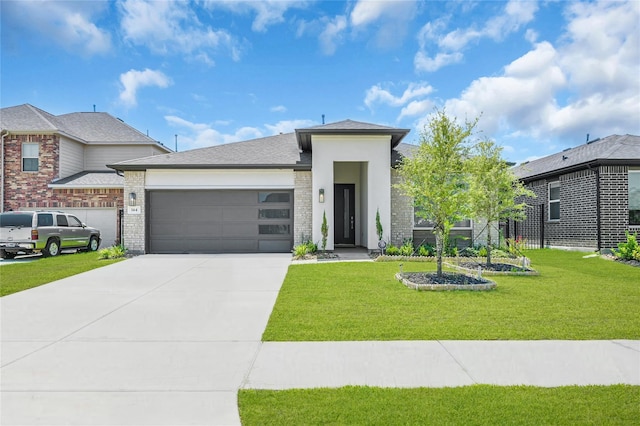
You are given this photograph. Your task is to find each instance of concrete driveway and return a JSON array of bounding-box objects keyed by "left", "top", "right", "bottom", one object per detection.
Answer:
[{"left": 1, "top": 254, "right": 291, "bottom": 425}]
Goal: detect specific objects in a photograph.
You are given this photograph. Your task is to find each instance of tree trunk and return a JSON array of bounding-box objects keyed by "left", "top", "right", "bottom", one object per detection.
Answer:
[
  {"left": 435, "top": 228, "right": 444, "bottom": 277},
  {"left": 486, "top": 223, "right": 492, "bottom": 267}
]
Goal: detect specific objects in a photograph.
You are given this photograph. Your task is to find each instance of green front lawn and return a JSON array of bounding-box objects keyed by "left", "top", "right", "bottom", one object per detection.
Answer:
[
  {"left": 263, "top": 249, "right": 640, "bottom": 340},
  {"left": 0, "top": 252, "right": 123, "bottom": 296},
  {"left": 239, "top": 385, "right": 640, "bottom": 425}
]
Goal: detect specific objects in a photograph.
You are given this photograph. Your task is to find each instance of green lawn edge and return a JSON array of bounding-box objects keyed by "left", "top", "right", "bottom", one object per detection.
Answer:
[
  {"left": 0, "top": 252, "right": 123, "bottom": 296},
  {"left": 239, "top": 385, "right": 640, "bottom": 426},
  {"left": 263, "top": 249, "right": 640, "bottom": 341}
]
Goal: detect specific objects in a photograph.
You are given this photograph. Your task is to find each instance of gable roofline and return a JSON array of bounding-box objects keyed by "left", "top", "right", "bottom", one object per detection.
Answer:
[
  {"left": 513, "top": 134, "right": 640, "bottom": 182},
  {"left": 295, "top": 119, "right": 410, "bottom": 151}
]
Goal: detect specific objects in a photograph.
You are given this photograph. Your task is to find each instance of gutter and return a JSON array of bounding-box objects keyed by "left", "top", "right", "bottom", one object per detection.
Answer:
[{"left": 1, "top": 130, "right": 7, "bottom": 212}]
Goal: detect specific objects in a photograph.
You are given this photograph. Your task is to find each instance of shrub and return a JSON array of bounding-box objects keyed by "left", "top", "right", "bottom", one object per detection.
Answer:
[
  {"left": 418, "top": 244, "right": 434, "bottom": 257},
  {"left": 614, "top": 232, "right": 640, "bottom": 261},
  {"left": 506, "top": 236, "right": 527, "bottom": 256},
  {"left": 385, "top": 245, "right": 400, "bottom": 256},
  {"left": 399, "top": 239, "right": 414, "bottom": 256},
  {"left": 478, "top": 246, "right": 488, "bottom": 257},
  {"left": 459, "top": 247, "right": 479, "bottom": 257},
  {"left": 98, "top": 245, "right": 127, "bottom": 259},
  {"left": 292, "top": 244, "right": 309, "bottom": 258}
]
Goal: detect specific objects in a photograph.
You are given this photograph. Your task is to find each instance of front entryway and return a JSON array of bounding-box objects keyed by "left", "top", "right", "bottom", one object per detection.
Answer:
[{"left": 334, "top": 184, "right": 355, "bottom": 245}]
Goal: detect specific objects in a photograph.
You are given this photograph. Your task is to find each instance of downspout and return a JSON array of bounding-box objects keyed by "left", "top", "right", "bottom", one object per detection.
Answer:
[
  {"left": 1, "top": 130, "right": 8, "bottom": 212},
  {"left": 587, "top": 163, "right": 602, "bottom": 251}
]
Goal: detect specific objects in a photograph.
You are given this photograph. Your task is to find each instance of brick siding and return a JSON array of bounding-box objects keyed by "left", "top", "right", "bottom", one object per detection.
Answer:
[
  {"left": 3, "top": 134, "right": 123, "bottom": 211},
  {"left": 516, "top": 165, "right": 632, "bottom": 250}
]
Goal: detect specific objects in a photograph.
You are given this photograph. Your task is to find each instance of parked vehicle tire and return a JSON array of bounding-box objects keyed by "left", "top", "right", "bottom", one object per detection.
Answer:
[
  {"left": 0, "top": 249, "right": 16, "bottom": 259},
  {"left": 43, "top": 239, "right": 60, "bottom": 257},
  {"left": 88, "top": 236, "right": 100, "bottom": 252}
]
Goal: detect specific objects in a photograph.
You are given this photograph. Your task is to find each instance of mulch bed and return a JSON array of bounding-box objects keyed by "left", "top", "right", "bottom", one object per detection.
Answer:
[
  {"left": 457, "top": 262, "right": 531, "bottom": 273},
  {"left": 402, "top": 271, "right": 490, "bottom": 285}
]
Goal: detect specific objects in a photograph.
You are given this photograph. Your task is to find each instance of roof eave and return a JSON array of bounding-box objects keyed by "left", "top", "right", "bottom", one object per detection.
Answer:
[
  {"left": 108, "top": 163, "right": 312, "bottom": 172},
  {"left": 295, "top": 128, "right": 410, "bottom": 151},
  {"left": 518, "top": 158, "right": 640, "bottom": 182}
]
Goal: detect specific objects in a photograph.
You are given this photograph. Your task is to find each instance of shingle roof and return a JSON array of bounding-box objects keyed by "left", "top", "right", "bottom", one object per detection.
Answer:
[
  {"left": 49, "top": 171, "right": 124, "bottom": 188},
  {"left": 110, "top": 132, "right": 309, "bottom": 170},
  {"left": 295, "top": 119, "right": 410, "bottom": 151},
  {"left": 512, "top": 134, "right": 640, "bottom": 180},
  {"left": 1, "top": 104, "right": 170, "bottom": 150}
]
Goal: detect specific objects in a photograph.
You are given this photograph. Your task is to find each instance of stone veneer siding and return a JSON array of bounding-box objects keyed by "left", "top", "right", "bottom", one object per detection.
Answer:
[
  {"left": 123, "top": 171, "right": 146, "bottom": 254},
  {"left": 517, "top": 165, "right": 632, "bottom": 250},
  {"left": 390, "top": 169, "right": 413, "bottom": 247},
  {"left": 293, "top": 171, "right": 312, "bottom": 246},
  {"left": 3, "top": 134, "right": 123, "bottom": 211}
]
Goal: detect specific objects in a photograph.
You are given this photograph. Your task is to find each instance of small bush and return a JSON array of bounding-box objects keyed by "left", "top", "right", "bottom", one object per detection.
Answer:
[
  {"left": 293, "top": 244, "right": 309, "bottom": 258},
  {"left": 98, "top": 245, "right": 127, "bottom": 259},
  {"left": 399, "top": 239, "right": 414, "bottom": 256},
  {"left": 418, "top": 244, "right": 433, "bottom": 257},
  {"left": 386, "top": 245, "right": 400, "bottom": 256},
  {"left": 614, "top": 232, "right": 640, "bottom": 261},
  {"left": 478, "top": 246, "right": 488, "bottom": 257}
]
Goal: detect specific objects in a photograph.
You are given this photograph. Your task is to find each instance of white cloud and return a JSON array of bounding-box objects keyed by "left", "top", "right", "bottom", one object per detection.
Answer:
[
  {"left": 414, "top": 51, "right": 463, "bottom": 72},
  {"left": 265, "top": 119, "right": 315, "bottom": 134},
  {"left": 270, "top": 105, "right": 287, "bottom": 113},
  {"left": 364, "top": 82, "right": 434, "bottom": 110},
  {"left": 118, "top": 0, "right": 242, "bottom": 62},
  {"left": 415, "top": 0, "right": 538, "bottom": 72},
  {"left": 165, "top": 116, "right": 315, "bottom": 149},
  {"left": 1, "top": 1, "right": 111, "bottom": 55},
  {"left": 319, "top": 15, "right": 348, "bottom": 55},
  {"left": 399, "top": 99, "right": 435, "bottom": 121},
  {"left": 350, "top": 0, "right": 417, "bottom": 48},
  {"left": 119, "top": 69, "right": 172, "bottom": 107},
  {"left": 206, "top": 0, "right": 309, "bottom": 32}
]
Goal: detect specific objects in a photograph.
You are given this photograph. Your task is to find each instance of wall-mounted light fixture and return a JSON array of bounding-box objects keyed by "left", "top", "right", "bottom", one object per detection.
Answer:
[
  {"left": 319, "top": 188, "right": 325, "bottom": 203},
  {"left": 129, "top": 192, "right": 137, "bottom": 206}
]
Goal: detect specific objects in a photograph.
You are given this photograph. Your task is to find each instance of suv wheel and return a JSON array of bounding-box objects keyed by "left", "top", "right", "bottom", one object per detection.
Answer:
[
  {"left": 88, "top": 236, "right": 100, "bottom": 252},
  {"left": 0, "top": 249, "right": 16, "bottom": 260},
  {"left": 43, "top": 239, "right": 61, "bottom": 257}
]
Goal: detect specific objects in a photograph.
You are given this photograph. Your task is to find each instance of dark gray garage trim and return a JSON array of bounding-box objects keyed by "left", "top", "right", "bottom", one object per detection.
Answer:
[{"left": 147, "top": 189, "right": 293, "bottom": 254}]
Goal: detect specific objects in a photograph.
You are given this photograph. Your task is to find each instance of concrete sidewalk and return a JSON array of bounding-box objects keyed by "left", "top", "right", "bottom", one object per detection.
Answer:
[{"left": 244, "top": 340, "right": 640, "bottom": 389}]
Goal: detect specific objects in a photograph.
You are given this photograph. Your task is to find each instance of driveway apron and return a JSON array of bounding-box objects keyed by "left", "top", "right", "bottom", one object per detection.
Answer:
[{"left": 1, "top": 254, "right": 291, "bottom": 426}]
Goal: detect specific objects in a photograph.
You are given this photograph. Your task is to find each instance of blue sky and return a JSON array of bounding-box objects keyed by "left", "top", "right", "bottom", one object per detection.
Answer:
[{"left": 1, "top": 0, "right": 639, "bottom": 164}]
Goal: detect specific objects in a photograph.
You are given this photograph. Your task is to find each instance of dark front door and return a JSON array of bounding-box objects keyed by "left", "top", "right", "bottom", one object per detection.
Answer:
[{"left": 334, "top": 184, "right": 355, "bottom": 245}]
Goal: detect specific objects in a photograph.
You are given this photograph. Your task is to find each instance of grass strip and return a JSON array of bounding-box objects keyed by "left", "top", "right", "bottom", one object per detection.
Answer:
[
  {"left": 0, "top": 252, "right": 123, "bottom": 296},
  {"left": 263, "top": 249, "right": 640, "bottom": 340},
  {"left": 239, "top": 385, "right": 640, "bottom": 426}
]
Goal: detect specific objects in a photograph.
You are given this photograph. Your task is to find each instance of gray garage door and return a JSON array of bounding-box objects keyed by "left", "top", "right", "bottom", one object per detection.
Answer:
[{"left": 148, "top": 190, "right": 293, "bottom": 254}]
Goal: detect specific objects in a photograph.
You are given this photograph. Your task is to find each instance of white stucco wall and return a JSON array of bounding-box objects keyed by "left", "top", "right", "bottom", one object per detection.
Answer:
[
  {"left": 145, "top": 169, "right": 295, "bottom": 189},
  {"left": 311, "top": 135, "right": 391, "bottom": 250}
]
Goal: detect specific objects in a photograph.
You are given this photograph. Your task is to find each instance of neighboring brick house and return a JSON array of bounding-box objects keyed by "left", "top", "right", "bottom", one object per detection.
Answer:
[
  {"left": 511, "top": 134, "right": 640, "bottom": 251},
  {"left": 1, "top": 104, "right": 172, "bottom": 246},
  {"left": 110, "top": 120, "right": 479, "bottom": 255}
]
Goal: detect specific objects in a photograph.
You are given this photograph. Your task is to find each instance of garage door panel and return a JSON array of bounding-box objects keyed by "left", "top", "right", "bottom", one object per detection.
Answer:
[{"left": 148, "top": 190, "right": 292, "bottom": 253}]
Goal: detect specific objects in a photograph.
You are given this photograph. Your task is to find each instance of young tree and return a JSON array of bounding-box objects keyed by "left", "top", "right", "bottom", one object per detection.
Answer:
[
  {"left": 321, "top": 210, "right": 328, "bottom": 252},
  {"left": 396, "top": 110, "right": 477, "bottom": 276},
  {"left": 467, "top": 140, "right": 535, "bottom": 266}
]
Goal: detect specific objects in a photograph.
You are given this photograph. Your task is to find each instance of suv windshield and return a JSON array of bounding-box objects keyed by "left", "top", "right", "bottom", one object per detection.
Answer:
[{"left": 0, "top": 213, "right": 33, "bottom": 228}]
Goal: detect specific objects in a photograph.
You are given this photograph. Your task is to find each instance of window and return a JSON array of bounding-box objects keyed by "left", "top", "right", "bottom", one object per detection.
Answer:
[
  {"left": 259, "top": 192, "right": 290, "bottom": 203},
  {"left": 630, "top": 170, "right": 640, "bottom": 226},
  {"left": 259, "top": 224, "right": 290, "bottom": 235},
  {"left": 56, "top": 215, "right": 68, "bottom": 227},
  {"left": 548, "top": 181, "right": 560, "bottom": 221},
  {"left": 413, "top": 209, "right": 471, "bottom": 229},
  {"left": 67, "top": 215, "right": 82, "bottom": 227},
  {"left": 258, "top": 209, "right": 290, "bottom": 219},
  {"left": 22, "top": 143, "right": 39, "bottom": 171},
  {"left": 37, "top": 214, "right": 54, "bottom": 227}
]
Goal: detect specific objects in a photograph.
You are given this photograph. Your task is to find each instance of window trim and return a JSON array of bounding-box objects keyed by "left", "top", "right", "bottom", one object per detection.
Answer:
[
  {"left": 22, "top": 142, "right": 39, "bottom": 172},
  {"left": 548, "top": 181, "right": 560, "bottom": 222},
  {"left": 629, "top": 170, "right": 640, "bottom": 226}
]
